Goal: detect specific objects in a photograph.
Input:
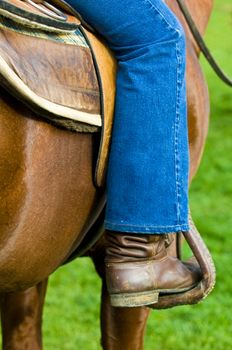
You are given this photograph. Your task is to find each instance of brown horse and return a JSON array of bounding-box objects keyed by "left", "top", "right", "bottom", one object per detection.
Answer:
[{"left": 0, "top": 0, "right": 213, "bottom": 348}]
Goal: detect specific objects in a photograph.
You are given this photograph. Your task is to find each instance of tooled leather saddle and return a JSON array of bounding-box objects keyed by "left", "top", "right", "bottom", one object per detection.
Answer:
[{"left": 0, "top": 0, "right": 216, "bottom": 309}]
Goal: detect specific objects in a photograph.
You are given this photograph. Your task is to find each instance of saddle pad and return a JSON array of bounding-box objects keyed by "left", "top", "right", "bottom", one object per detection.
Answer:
[{"left": 0, "top": 15, "right": 102, "bottom": 128}]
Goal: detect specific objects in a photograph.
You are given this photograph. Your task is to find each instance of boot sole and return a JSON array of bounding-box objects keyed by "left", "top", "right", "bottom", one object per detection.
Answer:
[
  {"left": 110, "top": 285, "right": 197, "bottom": 307},
  {"left": 110, "top": 291, "right": 159, "bottom": 307}
]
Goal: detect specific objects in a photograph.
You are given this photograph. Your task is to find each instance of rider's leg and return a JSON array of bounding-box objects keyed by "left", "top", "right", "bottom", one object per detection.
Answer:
[{"left": 66, "top": 0, "right": 201, "bottom": 306}]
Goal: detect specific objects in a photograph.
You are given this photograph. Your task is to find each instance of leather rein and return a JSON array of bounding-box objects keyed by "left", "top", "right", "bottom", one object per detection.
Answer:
[{"left": 176, "top": 0, "right": 232, "bottom": 87}]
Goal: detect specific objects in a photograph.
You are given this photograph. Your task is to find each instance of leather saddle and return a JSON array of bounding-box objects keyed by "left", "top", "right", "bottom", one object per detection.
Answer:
[
  {"left": 0, "top": 0, "right": 117, "bottom": 187},
  {"left": 0, "top": 0, "right": 216, "bottom": 309}
]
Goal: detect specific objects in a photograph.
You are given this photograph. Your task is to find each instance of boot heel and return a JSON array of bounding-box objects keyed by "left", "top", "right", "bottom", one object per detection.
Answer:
[{"left": 110, "top": 291, "right": 159, "bottom": 307}]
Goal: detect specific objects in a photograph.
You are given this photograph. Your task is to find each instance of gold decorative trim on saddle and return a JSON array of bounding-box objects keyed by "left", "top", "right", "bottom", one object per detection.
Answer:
[{"left": 0, "top": 0, "right": 117, "bottom": 187}]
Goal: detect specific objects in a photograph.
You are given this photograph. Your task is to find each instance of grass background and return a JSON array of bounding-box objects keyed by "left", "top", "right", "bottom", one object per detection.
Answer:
[{"left": 10, "top": 0, "right": 232, "bottom": 349}]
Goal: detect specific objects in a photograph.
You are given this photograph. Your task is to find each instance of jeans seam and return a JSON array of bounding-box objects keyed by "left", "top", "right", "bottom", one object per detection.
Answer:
[
  {"left": 174, "top": 41, "right": 183, "bottom": 224},
  {"left": 143, "top": 0, "right": 181, "bottom": 36},
  {"left": 104, "top": 221, "right": 188, "bottom": 229}
]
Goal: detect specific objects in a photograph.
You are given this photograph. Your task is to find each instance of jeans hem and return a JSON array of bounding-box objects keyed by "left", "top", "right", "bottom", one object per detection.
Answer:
[{"left": 104, "top": 221, "right": 189, "bottom": 234}]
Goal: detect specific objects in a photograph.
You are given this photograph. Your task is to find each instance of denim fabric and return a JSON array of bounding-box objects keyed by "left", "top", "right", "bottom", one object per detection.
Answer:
[{"left": 66, "top": 0, "right": 190, "bottom": 233}]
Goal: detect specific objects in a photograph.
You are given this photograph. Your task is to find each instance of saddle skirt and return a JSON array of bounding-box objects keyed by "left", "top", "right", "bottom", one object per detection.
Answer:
[{"left": 0, "top": 0, "right": 117, "bottom": 187}]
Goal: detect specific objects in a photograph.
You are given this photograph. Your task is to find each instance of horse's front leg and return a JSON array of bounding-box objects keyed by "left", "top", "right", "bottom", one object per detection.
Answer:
[
  {"left": 90, "top": 240, "right": 150, "bottom": 350},
  {"left": 0, "top": 280, "right": 48, "bottom": 350},
  {"left": 100, "top": 281, "right": 150, "bottom": 350}
]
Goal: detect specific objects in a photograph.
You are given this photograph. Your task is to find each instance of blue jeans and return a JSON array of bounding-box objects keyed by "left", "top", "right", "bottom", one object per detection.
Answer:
[{"left": 67, "top": 0, "right": 189, "bottom": 233}]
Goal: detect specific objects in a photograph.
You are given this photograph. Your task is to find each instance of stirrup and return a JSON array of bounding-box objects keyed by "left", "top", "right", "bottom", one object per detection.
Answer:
[{"left": 150, "top": 212, "right": 216, "bottom": 309}]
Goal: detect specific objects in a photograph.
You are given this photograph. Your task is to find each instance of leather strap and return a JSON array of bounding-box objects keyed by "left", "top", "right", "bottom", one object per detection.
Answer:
[
  {"left": 176, "top": 0, "right": 232, "bottom": 87},
  {"left": 0, "top": 0, "right": 80, "bottom": 32}
]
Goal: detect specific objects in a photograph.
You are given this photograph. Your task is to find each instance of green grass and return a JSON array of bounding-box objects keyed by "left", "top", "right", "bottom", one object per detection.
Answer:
[
  {"left": 43, "top": 1, "right": 232, "bottom": 348},
  {"left": 4, "top": 0, "right": 232, "bottom": 349}
]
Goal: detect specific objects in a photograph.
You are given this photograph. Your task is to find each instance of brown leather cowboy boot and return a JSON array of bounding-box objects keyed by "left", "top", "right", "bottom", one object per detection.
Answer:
[{"left": 105, "top": 231, "right": 201, "bottom": 307}]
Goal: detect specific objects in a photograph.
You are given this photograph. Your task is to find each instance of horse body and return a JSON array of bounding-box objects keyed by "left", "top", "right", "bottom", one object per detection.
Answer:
[
  {"left": 0, "top": 90, "right": 101, "bottom": 290},
  {"left": 0, "top": 0, "right": 213, "bottom": 348}
]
